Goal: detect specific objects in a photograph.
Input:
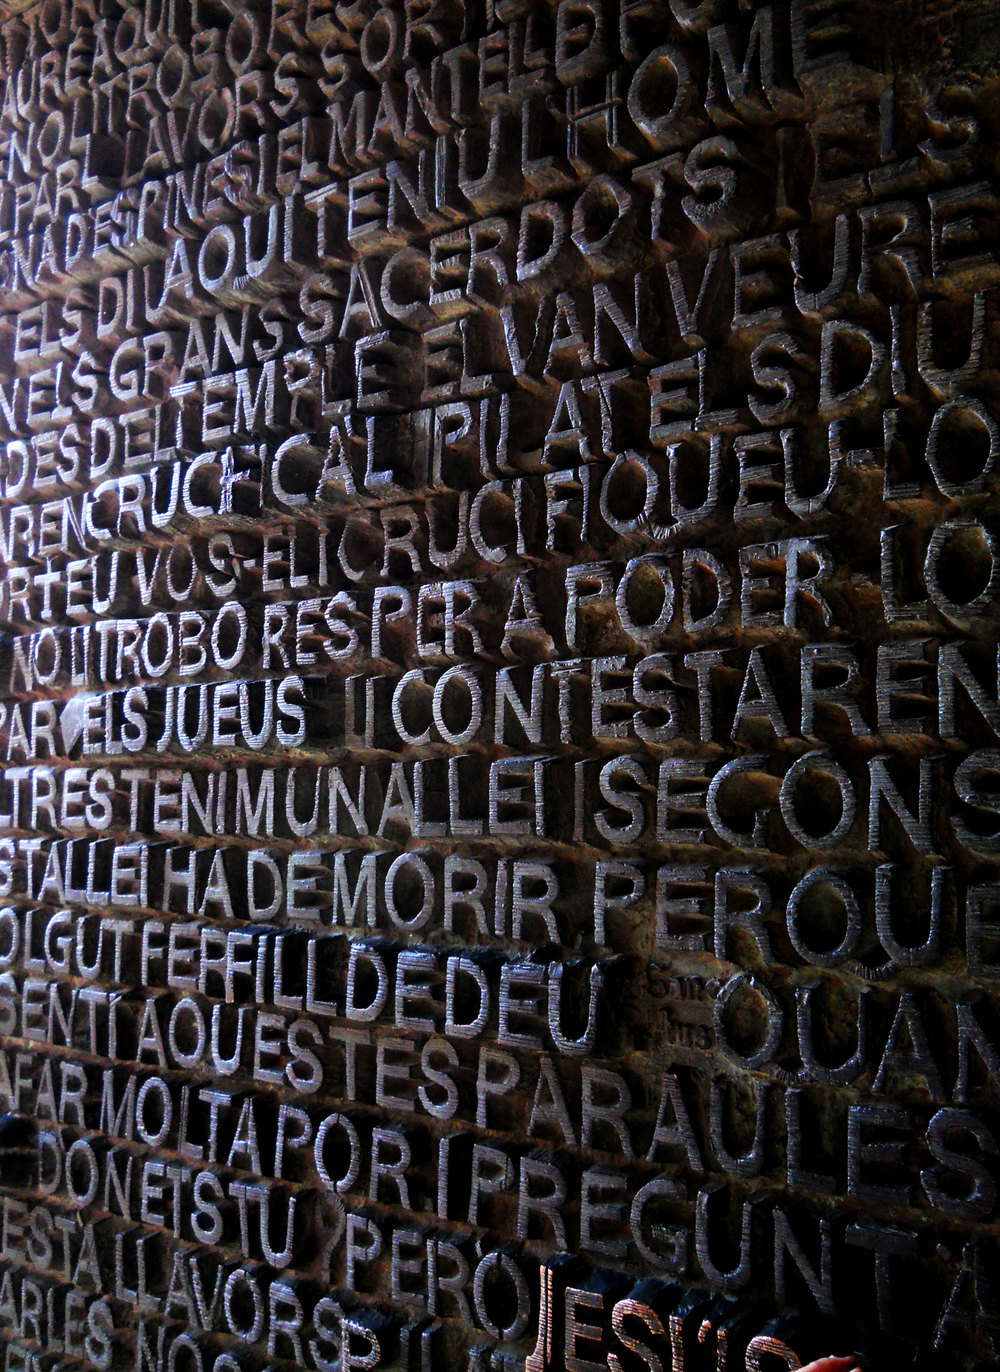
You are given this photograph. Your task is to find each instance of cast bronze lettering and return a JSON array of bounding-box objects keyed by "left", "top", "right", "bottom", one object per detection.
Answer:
[{"left": 0, "top": 1, "right": 996, "bottom": 1369}]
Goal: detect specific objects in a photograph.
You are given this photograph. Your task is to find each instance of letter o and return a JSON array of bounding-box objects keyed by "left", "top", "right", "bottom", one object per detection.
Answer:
[
  {"left": 571, "top": 175, "right": 632, "bottom": 270},
  {"left": 225, "top": 12, "right": 264, "bottom": 74},
  {"left": 925, "top": 518, "right": 1000, "bottom": 622},
  {"left": 156, "top": 44, "right": 193, "bottom": 102},
  {"left": 627, "top": 45, "right": 695, "bottom": 150},
  {"left": 168, "top": 1335, "right": 204, "bottom": 1372},
  {"left": 113, "top": 8, "right": 142, "bottom": 60},
  {"left": 713, "top": 972, "right": 783, "bottom": 1070},
  {"left": 38, "top": 0, "right": 71, "bottom": 45},
  {"left": 778, "top": 751, "right": 856, "bottom": 848},
  {"left": 432, "top": 665, "right": 482, "bottom": 746},
  {"left": 360, "top": 5, "right": 403, "bottom": 77},
  {"left": 196, "top": 89, "right": 235, "bottom": 153},
  {"left": 32, "top": 629, "right": 62, "bottom": 687},
  {"left": 141, "top": 612, "right": 175, "bottom": 677},
  {"left": 211, "top": 601, "right": 248, "bottom": 672},
  {"left": 224, "top": 1269, "right": 264, "bottom": 1341},
  {"left": 385, "top": 852, "right": 434, "bottom": 931},
  {"left": 615, "top": 555, "right": 675, "bottom": 645},
  {"left": 136, "top": 1075, "right": 172, "bottom": 1147},
  {"left": 37, "top": 110, "right": 66, "bottom": 167},
  {"left": 65, "top": 1138, "right": 99, "bottom": 1207},
  {"left": 926, "top": 398, "right": 999, "bottom": 497},
  {"left": 786, "top": 867, "right": 862, "bottom": 967},
  {"left": 166, "top": 544, "right": 198, "bottom": 601},
  {"left": 198, "top": 225, "right": 237, "bottom": 291},
  {"left": 315, "top": 1112, "right": 361, "bottom": 1193},
  {"left": 168, "top": 997, "right": 207, "bottom": 1069},
  {"left": 473, "top": 1252, "right": 531, "bottom": 1340},
  {"left": 599, "top": 451, "right": 659, "bottom": 536}
]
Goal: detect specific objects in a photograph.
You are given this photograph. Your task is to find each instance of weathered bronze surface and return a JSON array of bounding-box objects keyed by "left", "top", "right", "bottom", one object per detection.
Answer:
[{"left": 0, "top": 2, "right": 998, "bottom": 1370}]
